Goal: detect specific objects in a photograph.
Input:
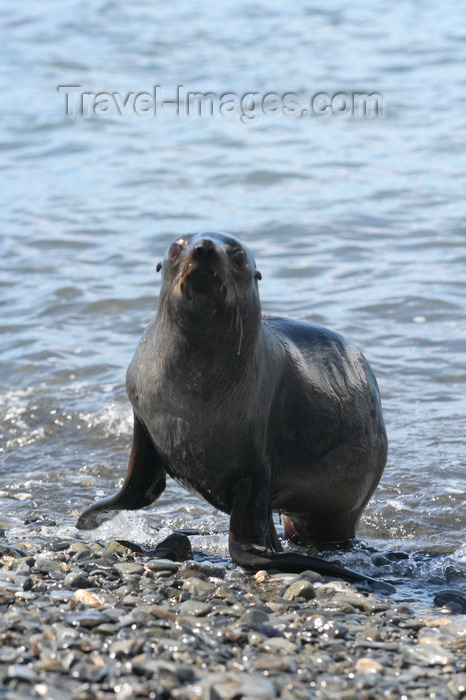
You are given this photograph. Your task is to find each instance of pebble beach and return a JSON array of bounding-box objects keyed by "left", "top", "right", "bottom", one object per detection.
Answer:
[{"left": 1, "top": 527, "right": 465, "bottom": 700}]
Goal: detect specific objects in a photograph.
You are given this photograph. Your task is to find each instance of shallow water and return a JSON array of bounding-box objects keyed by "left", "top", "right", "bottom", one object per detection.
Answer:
[{"left": 1, "top": 0, "right": 465, "bottom": 608}]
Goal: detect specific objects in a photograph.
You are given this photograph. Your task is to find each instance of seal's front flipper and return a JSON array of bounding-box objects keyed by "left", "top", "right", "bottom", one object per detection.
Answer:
[
  {"left": 230, "top": 541, "right": 395, "bottom": 592},
  {"left": 76, "top": 414, "right": 166, "bottom": 530}
]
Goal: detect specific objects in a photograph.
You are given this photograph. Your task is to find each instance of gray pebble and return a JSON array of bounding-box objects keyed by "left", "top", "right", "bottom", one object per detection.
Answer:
[
  {"left": 146, "top": 558, "right": 180, "bottom": 572},
  {"left": 0, "top": 533, "right": 463, "bottom": 700},
  {"left": 33, "top": 555, "right": 63, "bottom": 573},
  {"left": 7, "top": 664, "right": 39, "bottom": 682},
  {"left": 283, "top": 579, "right": 317, "bottom": 601},
  {"left": 180, "top": 576, "right": 217, "bottom": 596},
  {"left": 113, "top": 561, "right": 145, "bottom": 576},
  {"left": 401, "top": 642, "right": 456, "bottom": 666},
  {"left": 238, "top": 608, "right": 270, "bottom": 626},
  {"left": 178, "top": 599, "right": 212, "bottom": 616},
  {"left": 65, "top": 610, "right": 109, "bottom": 628},
  {"left": 259, "top": 636, "right": 298, "bottom": 652},
  {"left": 193, "top": 671, "right": 276, "bottom": 699},
  {"left": 63, "top": 571, "right": 93, "bottom": 588}
]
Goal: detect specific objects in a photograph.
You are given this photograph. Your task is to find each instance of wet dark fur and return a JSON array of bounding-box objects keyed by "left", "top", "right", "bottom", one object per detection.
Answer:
[{"left": 77, "top": 233, "right": 388, "bottom": 584}]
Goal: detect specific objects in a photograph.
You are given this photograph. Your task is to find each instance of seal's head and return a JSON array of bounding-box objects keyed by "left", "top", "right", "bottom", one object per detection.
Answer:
[{"left": 157, "top": 233, "right": 262, "bottom": 317}]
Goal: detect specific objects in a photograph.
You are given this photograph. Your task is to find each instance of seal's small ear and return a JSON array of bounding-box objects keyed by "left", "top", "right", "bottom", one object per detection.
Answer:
[
  {"left": 156, "top": 262, "right": 162, "bottom": 272},
  {"left": 254, "top": 269, "right": 262, "bottom": 281}
]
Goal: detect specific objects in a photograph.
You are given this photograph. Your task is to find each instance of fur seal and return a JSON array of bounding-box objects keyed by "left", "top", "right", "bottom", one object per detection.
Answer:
[{"left": 77, "top": 233, "right": 388, "bottom": 585}]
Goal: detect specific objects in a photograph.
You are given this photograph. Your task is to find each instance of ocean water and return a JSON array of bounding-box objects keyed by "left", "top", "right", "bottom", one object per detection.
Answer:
[{"left": 1, "top": 0, "right": 465, "bottom": 608}]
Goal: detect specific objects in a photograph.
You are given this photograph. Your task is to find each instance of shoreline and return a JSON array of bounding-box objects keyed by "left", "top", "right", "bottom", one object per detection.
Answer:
[{"left": 1, "top": 534, "right": 465, "bottom": 699}]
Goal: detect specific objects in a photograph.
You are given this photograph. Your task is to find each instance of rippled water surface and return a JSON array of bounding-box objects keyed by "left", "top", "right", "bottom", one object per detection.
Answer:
[{"left": 1, "top": 0, "right": 465, "bottom": 607}]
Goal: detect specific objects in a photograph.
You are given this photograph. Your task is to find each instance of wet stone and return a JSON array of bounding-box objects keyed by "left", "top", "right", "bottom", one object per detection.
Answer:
[
  {"left": 33, "top": 555, "right": 64, "bottom": 573},
  {"left": 259, "top": 636, "right": 298, "bottom": 653},
  {"left": 180, "top": 576, "right": 216, "bottom": 596},
  {"left": 63, "top": 571, "right": 94, "bottom": 588},
  {"left": 448, "top": 672, "right": 466, "bottom": 697},
  {"left": 178, "top": 599, "right": 212, "bottom": 617},
  {"left": 113, "top": 562, "right": 145, "bottom": 576},
  {"left": 49, "top": 588, "right": 75, "bottom": 603},
  {"left": 109, "top": 639, "right": 142, "bottom": 658},
  {"left": 7, "top": 664, "right": 39, "bottom": 682},
  {"left": 0, "top": 533, "right": 464, "bottom": 700},
  {"left": 146, "top": 558, "right": 180, "bottom": 573},
  {"left": 72, "top": 547, "right": 94, "bottom": 561},
  {"left": 113, "top": 539, "right": 144, "bottom": 553},
  {"left": 15, "top": 559, "right": 33, "bottom": 574},
  {"left": 179, "top": 561, "right": 226, "bottom": 579},
  {"left": 151, "top": 532, "right": 193, "bottom": 561},
  {"left": 132, "top": 656, "right": 195, "bottom": 681},
  {"left": 65, "top": 610, "right": 110, "bottom": 628},
  {"left": 49, "top": 540, "right": 71, "bottom": 552},
  {"left": 303, "top": 613, "right": 348, "bottom": 639},
  {"left": 401, "top": 641, "right": 456, "bottom": 666},
  {"left": 283, "top": 579, "right": 317, "bottom": 601},
  {"left": 193, "top": 671, "right": 276, "bottom": 699},
  {"left": 328, "top": 589, "right": 390, "bottom": 613},
  {"left": 104, "top": 539, "right": 135, "bottom": 556},
  {"left": 355, "top": 656, "right": 386, "bottom": 675},
  {"left": 238, "top": 608, "right": 270, "bottom": 626}
]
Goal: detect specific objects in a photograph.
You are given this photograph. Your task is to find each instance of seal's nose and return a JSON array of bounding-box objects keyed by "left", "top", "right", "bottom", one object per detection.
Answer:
[{"left": 193, "top": 239, "right": 215, "bottom": 261}]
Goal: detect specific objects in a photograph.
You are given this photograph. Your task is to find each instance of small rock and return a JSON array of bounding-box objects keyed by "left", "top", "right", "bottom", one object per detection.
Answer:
[
  {"left": 238, "top": 608, "right": 270, "bottom": 626},
  {"left": 329, "top": 590, "right": 388, "bottom": 613},
  {"left": 179, "top": 561, "right": 225, "bottom": 579},
  {"left": 355, "top": 656, "right": 385, "bottom": 675},
  {"left": 180, "top": 576, "right": 216, "bottom": 596},
  {"left": 371, "top": 553, "right": 391, "bottom": 567},
  {"left": 283, "top": 579, "right": 317, "bottom": 601},
  {"left": 423, "top": 616, "right": 451, "bottom": 628},
  {"left": 260, "top": 637, "right": 298, "bottom": 653},
  {"left": 69, "top": 542, "right": 90, "bottom": 553},
  {"left": 114, "top": 539, "right": 144, "bottom": 553},
  {"left": 113, "top": 562, "right": 145, "bottom": 576},
  {"left": 73, "top": 588, "right": 105, "bottom": 606},
  {"left": 72, "top": 547, "right": 94, "bottom": 561},
  {"left": 146, "top": 558, "right": 180, "bottom": 573},
  {"left": 178, "top": 599, "right": 212, "bottom": 616},
  {"left": 65, "top": 610, "right": 109, "bottom": 628},
  {"left": 150, "top": 533, "right": 193, "bottom": 562},
  {"left": 109, "top": 639, "right": 141, "bottom": 658},
  {"left": 448, "top": 672, "right": 466, "bottom": 697},
  {"left": 105, "top": 539, "right": 134, "bottom": 555},
  {"left": 34, "top": 555, "right": 63, "bottom": 573},
  {"left": 254, "top": 570, "right": 271, "bottom": 583},
  {"left": 7, "top": 664, "right": 39, "bottom": 682},
  {"left": 434, "top": 589, "right": 466, "bottom": 614},
  {"left": 194, "top": 671, "right": 275, "bottom": 700},
  {"left": 304, "top": 613, "right": 348, "bottom": 639},
  {"left": 402, "top": 642, "right": 455, "bottom": 666},
  {"left": 132, "top": 656, "right": 194, "bottom": 681},
  {"left": 49, "top": 588, "right": 75, "bottom": 603},
  {"left": 49, "top": 540, "right": 71, "bottom": 552},
  {"left": 63, "top": 571, "right": 93, "bottom": 589},
  {"left": 13, "top": 492, "right": 33, "bottom": 501}
]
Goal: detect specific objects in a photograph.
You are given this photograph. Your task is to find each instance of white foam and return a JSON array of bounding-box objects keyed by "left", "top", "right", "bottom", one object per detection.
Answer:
[{"left": 80, "top": 402, "right": 133, "bottom": 437}]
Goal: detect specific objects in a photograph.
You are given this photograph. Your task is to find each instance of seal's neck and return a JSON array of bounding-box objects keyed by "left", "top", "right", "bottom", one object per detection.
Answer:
[{"left": 155, "top": 300, "right": 263, "bottom": 394}]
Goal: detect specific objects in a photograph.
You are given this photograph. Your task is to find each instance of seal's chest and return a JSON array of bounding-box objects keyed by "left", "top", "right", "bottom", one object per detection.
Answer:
[
  {"left": 150, "top": 408, "right": 239, "bottom": 471},
  {"left": 150, "top": 412, "right": 239, "bottom": 513}
]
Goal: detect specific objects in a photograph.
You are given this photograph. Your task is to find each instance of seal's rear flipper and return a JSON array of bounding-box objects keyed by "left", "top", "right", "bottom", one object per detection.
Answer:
[{"left": 76, "top": 414, "right": 166, "bottom": 530}]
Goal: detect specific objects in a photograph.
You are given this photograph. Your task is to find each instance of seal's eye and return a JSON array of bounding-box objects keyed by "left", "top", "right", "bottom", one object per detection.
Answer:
[
  {"left": 169, "top": 242, "right": 185, "bottom": 260},
  {"left": 231, "top": 248, "right": 245, "bottom": 267}
]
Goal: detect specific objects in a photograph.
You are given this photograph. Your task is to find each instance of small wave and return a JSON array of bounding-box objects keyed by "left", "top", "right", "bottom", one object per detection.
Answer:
[{"left": 80, "top": 401, "right": 133, "bottom": 438}]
